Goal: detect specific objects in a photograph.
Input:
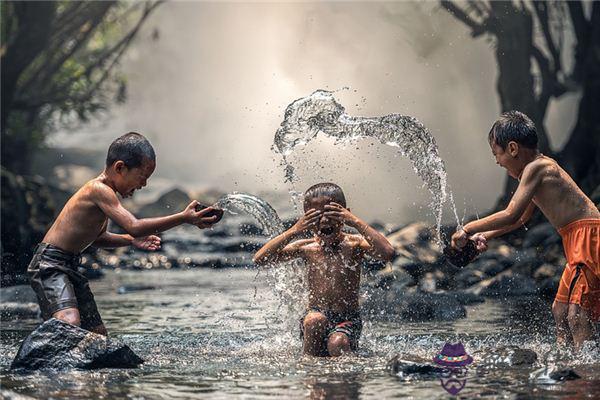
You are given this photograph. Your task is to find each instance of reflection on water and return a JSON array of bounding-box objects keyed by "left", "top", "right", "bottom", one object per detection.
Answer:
[{"left": 1, "top": 269, "right": 599, "bottom": 399}]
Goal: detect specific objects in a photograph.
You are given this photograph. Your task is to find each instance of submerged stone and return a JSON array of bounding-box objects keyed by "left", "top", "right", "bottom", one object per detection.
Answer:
[
  {"left": 10, "top": 318, "right": 144, "bottom": 370},
  {"left": 477, "top": 346, "right": 538, "bottom": 367},
  {"left": 0, "top": 302, "right": 40, "bottom": 321},
  {"left": 388, "top": 356, "right": 445, "bottom": 378},
  {"left": 549, "top": 368, "right": 581, "bottom": 381},
  {"left": 393, "top": 291, "right": 467, "bottom": 321}
]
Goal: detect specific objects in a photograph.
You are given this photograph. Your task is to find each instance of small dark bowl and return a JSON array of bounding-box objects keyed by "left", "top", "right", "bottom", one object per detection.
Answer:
[
  {"left": 194, "top": 203, "right": 224, "bottom": 223},
  {"left": 443, "top": 239, "right": 479, "bottom": 268}
]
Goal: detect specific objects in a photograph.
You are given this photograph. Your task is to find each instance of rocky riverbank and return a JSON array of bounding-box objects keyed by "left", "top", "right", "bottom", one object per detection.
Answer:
[{"left": 0, "top": 172, "right": 584, "bottom": 325}]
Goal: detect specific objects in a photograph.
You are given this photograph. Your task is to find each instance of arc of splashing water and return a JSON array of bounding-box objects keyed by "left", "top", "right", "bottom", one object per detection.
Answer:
[
  {"left": 215, "top": 192, "right": 307, "bottom": 327},
  {"left": 273, "top": 89, "right": 457, "bottom": 240},
  {"left": 215, "top": 193, "right": 286, "bottom": 237}
]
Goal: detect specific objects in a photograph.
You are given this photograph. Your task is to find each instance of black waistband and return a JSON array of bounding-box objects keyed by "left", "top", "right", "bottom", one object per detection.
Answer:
[{"left": 35, "top": 243, "right": 82, "bottom": 266}]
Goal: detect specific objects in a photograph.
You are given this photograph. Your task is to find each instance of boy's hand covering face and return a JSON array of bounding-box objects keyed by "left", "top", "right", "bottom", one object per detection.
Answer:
[
  {"left": 293, "top": 208, "right": 321, "bottom": 233},
  {"left": 133, "top": 235, "right": 162, "bottom": 251},
  {"left": 183, "top": 200, "right": 220, "bottom": 228},
  {"left": 323, "top": 202, "right": 357, "bottom": 226}
]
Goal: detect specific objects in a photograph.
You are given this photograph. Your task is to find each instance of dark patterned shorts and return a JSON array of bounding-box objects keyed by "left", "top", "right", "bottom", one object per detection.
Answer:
[
  {"left": 299, "top": 308, "right": 363, "bottom": 354},
  {"left": 28, "top": 243, "right": 103, "bottom": 330}
]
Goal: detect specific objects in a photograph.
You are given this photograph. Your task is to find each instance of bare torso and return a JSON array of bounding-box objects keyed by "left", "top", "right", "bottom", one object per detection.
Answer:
[
  {"left": 43, "top": 178, "right": 108, "bottom": 254},
  {"left": 300, "top": 234, "right": 364, "bottom": 314},
  {"left": 530, "top": 156, "right": 600, "bottom": 229}
]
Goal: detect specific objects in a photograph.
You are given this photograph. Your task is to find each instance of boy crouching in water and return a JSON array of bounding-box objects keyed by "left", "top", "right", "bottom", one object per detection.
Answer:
[
  {"left": 28, "top": 132, "right": 220, "bottom": 335},
  {"left": 451, "top": 111, "right": 600, "bottom": 350},
  {"left": 253, "top": 183, "right": 395, "bottom": 356}
]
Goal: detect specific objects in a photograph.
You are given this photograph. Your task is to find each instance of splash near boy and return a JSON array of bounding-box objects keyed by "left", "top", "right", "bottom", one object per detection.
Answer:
[
  {"left": 27, "top": 132, "right": 221, "bottom": 335},
  {"left": 253, "top": 183, "right": 395, "bottom": 356},
  {"left": 451, "top": 111, "right": 600, "bottom": 350}
]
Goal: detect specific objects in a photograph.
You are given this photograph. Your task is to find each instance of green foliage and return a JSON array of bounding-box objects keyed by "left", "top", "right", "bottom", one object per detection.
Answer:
[{"left": 1, "top": 1, "right": 160, "bottom": 173}]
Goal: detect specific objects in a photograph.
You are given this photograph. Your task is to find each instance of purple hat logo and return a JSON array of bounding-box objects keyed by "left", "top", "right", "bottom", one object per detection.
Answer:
[
  {"left": 434, "top": 342, "right": 473, "bottom": 396},
  {"left": 433, "top": 342, "right": 473, "bottom": 367}
]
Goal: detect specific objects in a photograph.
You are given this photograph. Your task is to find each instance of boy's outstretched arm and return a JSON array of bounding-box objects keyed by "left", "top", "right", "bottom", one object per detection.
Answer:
[
  {"left": 324, "top": 203, "right": 396, "bottom": 261},
  {"left": 452, "top": 162, "right": 543, "bottom": 248},
  {"left": 253, "top": 208, "right": 320, "bottom": 265},
  {"left": 93, "top": 231, "right": 161, "bottom": 251},
  {"left": 479, "top": 201, "right": 536, "bottom": 240},
  {"left": 92, "top": 182, "right": 218, "bottom": 237}
]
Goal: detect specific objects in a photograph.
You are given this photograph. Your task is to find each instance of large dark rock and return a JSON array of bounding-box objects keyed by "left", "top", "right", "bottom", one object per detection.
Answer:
[
  {"left": 11, "top": 318, "right": 144, "bottom": 370},
  {"left": 0, "top": 302, "right": 40, "bottom": 321},
  {"left": 468, "top": 270, "right": 538, "bottom": 297},
  {"left": 523, "top": 223, "right": 557, "bottom": 248},
  {"left": 388, "top": 356, "right": 445, "bottom": 378},
  {"left": 392, "top": 291, "right": 467, "bottom": 321},
  {"left": 1, "top": 168, "right": 61, "bottom": 286},
  {"left": 549, "top": 368, "right": 581, "bottom": 381},
  {"left": 476, "top": 346, "right": 538, "bottom": 367}
]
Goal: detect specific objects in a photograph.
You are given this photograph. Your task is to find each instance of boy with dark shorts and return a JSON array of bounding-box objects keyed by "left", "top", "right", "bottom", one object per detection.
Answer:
[
  {"left": 28, "top": 132, "right": 221, "bottom": 335},
  {"left": 253, "top": 183, "right": 395, "bottom": 356},
  {"left": 451, "top": 111, "right": 600, "bottom": 350}
]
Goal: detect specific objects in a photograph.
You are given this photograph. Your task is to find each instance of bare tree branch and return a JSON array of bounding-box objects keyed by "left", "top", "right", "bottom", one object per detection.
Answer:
[
  {"left": 533, "top": 1, "right": 561, "bottom": 74},
  {"left": 441, "top": 1, "right": 489, "bottom": 37}
]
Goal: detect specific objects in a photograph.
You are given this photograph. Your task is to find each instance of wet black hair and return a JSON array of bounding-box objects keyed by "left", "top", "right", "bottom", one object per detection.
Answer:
[
  {"left": 488, "top": 111, "right": 538, "bottom": 150},
  {"left": 106, "top": 132, "right": 156, "bottom": 168},
  {"left": 303, "top": 182, "right": 347, "bottom": 210}
]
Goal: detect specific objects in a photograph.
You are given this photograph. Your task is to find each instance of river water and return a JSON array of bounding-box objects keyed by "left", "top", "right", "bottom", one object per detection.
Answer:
[{"left": 1, "top": 268, "right": 599, "bottom": 399}]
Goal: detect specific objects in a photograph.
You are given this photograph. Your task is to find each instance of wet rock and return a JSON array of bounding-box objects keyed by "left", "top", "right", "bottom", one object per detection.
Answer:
[
  {"left": 0, "top": 302, "right": 40, "bottom": 321},
  {"left": 445, "top": 291, "right": 485, "bottom": 305},
  {"left": 475, "top": 259, "right": 509, "bottom": 277},
  {"left": 11, "top": 318, "right": 144, "bottom": 370},
  {"left": 454, "top": 267, "right": 487, "bottom": 289},
  {"left": 549, "top": 368, "right": 581, "bottom": 381},
  {"left": 1, "top": 389, "right": 36, "bottom": 400},
  {"left": 523, "top": 223, "right": 557, "bottom": 248},
  {"left": 1, "top": 168, "right": 58, "bottom": 286},
  {"left": 538, "top": 276, "right": 560, "bottom": 301},
  {"left": 392, "top": 291, "right": 467, "bottom": 321},
  {"left": 387, "top": 222, "right": 440, "bottom": 265},
  {"left": 117, "top": 285, "right": 157, "bottom": 294},
  {"left": 388, "top": 356, "right": 445, "bottom": 378},
  {"left": 468, "top": 270, "right": 538, "bottom": 297},
  {"left": 478, "top": 346, "right": 537, "bottom": 367},
  {"left": 0, "top": 285, "right": 38, "bottom": 303},
  {"left": 510, "top": 248, "right": 544, "bottom": 276}
]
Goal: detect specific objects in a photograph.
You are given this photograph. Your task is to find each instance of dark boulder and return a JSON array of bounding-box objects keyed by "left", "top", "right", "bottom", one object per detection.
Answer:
[
  {"left": 477, "top": 346, "right": 538, "bottom": 367},
  {"left": 11, "top": 318, "right": 144, "bottom": 370},
  {"left": 393, "top": 291, "right": 467, "bottom": 321},
  {"left": 469, "top": 270, "right": 538, "bottom": 297},
  {"left": 523, "top": 223, "right": 557, "bottom": 248},
  {"left": 0, "top": 302, "right": 40, "bottom": 321},
  {"left": 549, "top": 368, "right": 581, "bottom": 381},
  {"left": 388, "top": 356, "right": 445, "bottom": 378}
]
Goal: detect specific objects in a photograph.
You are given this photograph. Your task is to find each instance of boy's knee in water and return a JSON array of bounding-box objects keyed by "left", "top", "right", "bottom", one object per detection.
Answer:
[
  {"left": 303, "top": 311, "right": 328, "bottom": 333},
  {"left": 52, "top": 307, "right": 81, "bottom": 327},
  {"left": 327, "top": 332, "right": 351, "bottom": 357}
]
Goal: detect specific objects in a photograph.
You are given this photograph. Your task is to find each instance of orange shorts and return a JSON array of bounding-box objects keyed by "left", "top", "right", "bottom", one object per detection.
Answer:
[{"left": 554, "top": 219, "right": 600, "bottom": 321}]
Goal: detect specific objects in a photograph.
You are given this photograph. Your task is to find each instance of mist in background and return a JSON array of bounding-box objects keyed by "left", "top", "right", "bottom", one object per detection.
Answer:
[{"left": 47, "top": 2, "right": 579, "bottom": 224}]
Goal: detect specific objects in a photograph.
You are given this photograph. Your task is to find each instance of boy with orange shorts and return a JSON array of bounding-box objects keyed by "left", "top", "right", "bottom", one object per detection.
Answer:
[{"left": 451, "top": 111, "right": 600, "bottom": 350}]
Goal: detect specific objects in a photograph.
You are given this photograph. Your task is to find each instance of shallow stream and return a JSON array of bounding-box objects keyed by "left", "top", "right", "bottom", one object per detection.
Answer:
[{"left": 2, "top": 268, "right": 599, "bottom": 399}]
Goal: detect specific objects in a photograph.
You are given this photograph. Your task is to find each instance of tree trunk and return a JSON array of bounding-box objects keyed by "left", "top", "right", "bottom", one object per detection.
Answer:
[
  {"left": 559, "top": 3, "right": 600, "bottom": 198},
  {"left": 488, "top": 2, "right": 551, "bottom": 210}
]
